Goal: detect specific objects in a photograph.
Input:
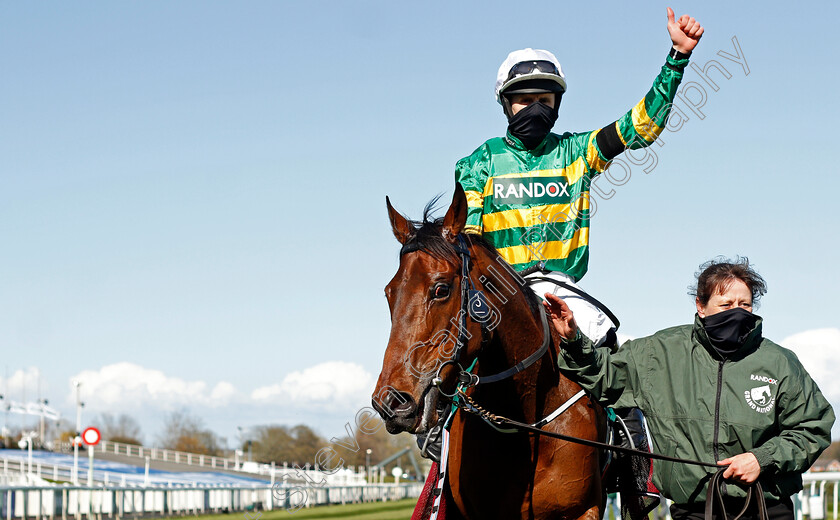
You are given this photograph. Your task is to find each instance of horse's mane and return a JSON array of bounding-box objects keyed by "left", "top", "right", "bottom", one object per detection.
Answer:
[{"left": 401, "top": 197, "right": 542, "bottom": 316}]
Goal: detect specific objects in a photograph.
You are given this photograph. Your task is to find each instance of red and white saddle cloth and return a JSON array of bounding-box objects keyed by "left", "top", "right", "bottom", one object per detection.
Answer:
[
  {"left": 411, "top": 410, "right": 661, "bottom": 520},
  {"left": 411, "top": 429, "right": 450, "bottom": 520},
  {"left": 411, "top": 461, "right": 448, "bottom": 520},
  {"left": 609, "top": 408, "right": 661, "bottom": 520}
]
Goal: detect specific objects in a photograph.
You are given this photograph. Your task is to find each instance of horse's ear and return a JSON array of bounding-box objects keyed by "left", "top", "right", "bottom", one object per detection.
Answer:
[
  {"left": 442, "top": 183, "right": 468, "bottom": 243},
  {"left": 386, "top": 196, "right": 414, "bottom": 245}
]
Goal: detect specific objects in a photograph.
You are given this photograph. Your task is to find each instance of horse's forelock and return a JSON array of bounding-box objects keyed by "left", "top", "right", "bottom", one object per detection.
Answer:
[
  {"left": 398, "top": 195, "right": 542, "bottom": 315},
  {"left": 400, "top": 215, "right": 458, "bottom": 265}
]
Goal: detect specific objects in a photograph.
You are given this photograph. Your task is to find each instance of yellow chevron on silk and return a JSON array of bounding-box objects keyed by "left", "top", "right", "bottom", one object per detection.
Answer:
[
  {"left": 630, "top": 98, "right": 664, "bottom": 143},
  {"left": 586, "top": 131, "right": 609, "bottom": 172},
  {"left": 464, "top": 224, "right": 481, "bottom": 234},
  {"left": 464, "top": 189, "right": 483, "bottom": 209},
  {"left": 481, "top": 197, "right": 591, "bottom": 233},
  {"left": 496, "top": 226, "right": 589, "bottom": 266},
  {"left": 614, "top": 121, "right": 628, "bottom": 146},
  {"left": 455, "top": 53, "right": 687, "bottom": 280}
]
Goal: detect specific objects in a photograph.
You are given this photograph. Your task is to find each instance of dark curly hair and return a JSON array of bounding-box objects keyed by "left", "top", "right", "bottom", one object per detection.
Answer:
[{"left": 689, "top": 257, "right": 768, "bottom": 308}]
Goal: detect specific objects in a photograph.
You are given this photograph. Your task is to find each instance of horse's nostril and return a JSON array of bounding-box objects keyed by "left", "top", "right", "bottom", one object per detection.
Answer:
[
  {"left": 388, "top": 391, "right": 416, "bottom": 417},
  {"left": 393, "top": 400, "right": 413, "bottom": 413},
  {"left": 373, "top": 390, "right": 416, "bottom": 420}
]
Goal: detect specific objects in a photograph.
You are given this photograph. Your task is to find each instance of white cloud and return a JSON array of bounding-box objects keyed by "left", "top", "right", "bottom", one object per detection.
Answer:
[
  {"left": 780, "top": 328, "right": 840, "bottom": 439},
  {"left": 0, "top": 367, "right": 49, "bottom": 399},
  {"left": 251, "top": 361, "right": 374, "bottom": 410},
  {"left": 57, "top": 361, "right": 376, "bottom": 443},
  {"left": 69, "top": 360, "right": 375, "bottom": 413},
  {"left": 68, "top": 363, "right": 238, "bottom": 410},
  {"left": 617, "top": 333, "right": 635, "bottom": 346},
  {"left": 210, "top": 381, "right": 237, "bottom": 401}
]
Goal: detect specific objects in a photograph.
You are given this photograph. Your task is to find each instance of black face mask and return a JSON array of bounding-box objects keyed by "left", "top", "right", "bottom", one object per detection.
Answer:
[
  {"left": 701, "top": 307, "right": 760, "bottom": 356},
  {"left": 507, "top": 101, "right": 557, "bottom": 149}
]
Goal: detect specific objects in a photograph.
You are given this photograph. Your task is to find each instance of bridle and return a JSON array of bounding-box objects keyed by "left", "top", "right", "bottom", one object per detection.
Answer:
[
  {"left": 399, "top": 233, "right": 552, "bottom": 398},
  {"left": 399, "top": 234, "right": 762, "bottom": 520},
  {"left": 398, "top": 232, "right": 554, "bottom": 479}
]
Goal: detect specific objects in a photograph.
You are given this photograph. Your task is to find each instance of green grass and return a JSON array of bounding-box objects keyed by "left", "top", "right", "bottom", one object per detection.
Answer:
[{"left": 176, "top": 499, "right": 417, "bottom": 520}]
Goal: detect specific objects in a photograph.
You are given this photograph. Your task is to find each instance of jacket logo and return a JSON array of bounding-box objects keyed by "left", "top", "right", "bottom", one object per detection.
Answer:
[
  {"left": 744, "top": 384, "right": 775, "bottom": 413},
  {"left": 492, "top": 176, "right": 571, "bottom": 205},
  {"left": 750, "top": 374, "right": 778, "bottom": 385}
]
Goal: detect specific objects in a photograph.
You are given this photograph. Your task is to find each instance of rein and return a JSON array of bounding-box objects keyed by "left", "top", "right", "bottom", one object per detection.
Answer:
[
  {"left": 705, "top": 469, "right": 770, "bottom": 520},
  {"left": 455, "top": 386, "right": 721, "bottom": 469},
  {"left": 466, "top": 304, "right": 550, "bottom": 385},
  {"left": 405, "top": 233, "right": 765, "bottom": 520},
  {"left": 450, "top": 234, "right": 552, "bottom": 384},
  {"left": 426, "top": 234, "right": 718, "bottom": 468}
]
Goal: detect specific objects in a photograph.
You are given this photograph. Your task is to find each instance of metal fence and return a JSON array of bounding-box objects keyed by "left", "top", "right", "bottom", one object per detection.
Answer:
[
  {"left": 0, "top": 482, "right": 424, "bottom": 520},
  {"left": 58, "top": 441, "right": 244, "bottom": 473},
  {"left": 642, "top": 472, "right": 840, "bottom": 520},
  {"left": 0, "top": 472, "right": 834, "bottom": 520},
  {"left": 53, "top": 442, "right": 368, "bottom": 485},
  {"left": 797, "top": 472, "right": 839, "bottom": 520}
]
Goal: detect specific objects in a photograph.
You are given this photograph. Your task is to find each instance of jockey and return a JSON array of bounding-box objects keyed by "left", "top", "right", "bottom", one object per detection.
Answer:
[{"left": 456, "top": 8, "right": 703, "bottom": 346}]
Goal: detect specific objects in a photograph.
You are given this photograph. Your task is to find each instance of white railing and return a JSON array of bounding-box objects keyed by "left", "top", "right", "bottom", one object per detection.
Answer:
[
  {"left": 5, "top": 450, "right": 368, "bottom": 488},
  {"left": 0, "top": 482, "right": 423, "bottom": 519},
  {"left": 57, "top": 440, "right": 370, "bottom": 481},
  {"left": 59, "top": 441, "right": 243, "bottom": 472},
  {"left": 2, "top": 457, "right": 366, "bottom": 489},
  {"left": 797, "top": 472, "right": 839, "bottom": 520},
  {"left": 649, "top": 472, "right": 839, "bottom": 520},
  {"left": 2, "top": 459, "right": 75, "bottom": 487}
]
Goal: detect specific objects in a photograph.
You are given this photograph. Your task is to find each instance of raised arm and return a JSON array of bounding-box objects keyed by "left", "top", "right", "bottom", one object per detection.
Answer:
[{"left": 584, "top": 8, "right": 703, "bottom": 172}]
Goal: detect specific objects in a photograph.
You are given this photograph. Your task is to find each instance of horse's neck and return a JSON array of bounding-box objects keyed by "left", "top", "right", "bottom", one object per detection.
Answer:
[
  {"left": 493, "top": 299, "right": 545, "bottom": 369},
  {"left": 473, "top": 262, "right": 570, "bottom": 421}
]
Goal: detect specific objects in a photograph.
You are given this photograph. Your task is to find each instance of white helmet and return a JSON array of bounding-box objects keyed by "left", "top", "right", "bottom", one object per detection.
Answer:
[{"left": 495, "top": 48, "right": 567, "bottom": 105}]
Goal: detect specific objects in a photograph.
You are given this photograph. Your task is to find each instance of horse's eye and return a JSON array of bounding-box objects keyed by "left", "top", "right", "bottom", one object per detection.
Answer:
[{"left": 432, "top": 284, "right": 451, "bottom": 299}]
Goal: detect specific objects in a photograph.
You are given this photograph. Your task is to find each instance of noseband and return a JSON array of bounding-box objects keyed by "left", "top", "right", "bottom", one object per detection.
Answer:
[{"left": 398, "top": 232, "right": 553, "bottom": 467}]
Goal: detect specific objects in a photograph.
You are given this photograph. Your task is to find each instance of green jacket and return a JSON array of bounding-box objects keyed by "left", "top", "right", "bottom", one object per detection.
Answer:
[
  {"left": 557, "top": 316, "right": 835, "bottom": 504},
  {"left": 456, "top": 53, "right": 689, "bottom": 281}
]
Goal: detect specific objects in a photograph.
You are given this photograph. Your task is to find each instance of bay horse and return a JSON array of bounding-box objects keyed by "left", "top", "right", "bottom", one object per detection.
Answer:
[{"left": 372, "top": 183, "right": 607, "bottom": 520}]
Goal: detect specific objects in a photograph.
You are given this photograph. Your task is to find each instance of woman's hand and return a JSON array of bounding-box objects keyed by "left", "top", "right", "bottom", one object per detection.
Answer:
[
  {"left": 667, "top": 7, "right": 704, "bottom": 54},
  {"left": 543, "top": 293, "right": 579, "bottom": 342},
  {"left": 718, "top": 452, "right": 761, "bottom": 484}
]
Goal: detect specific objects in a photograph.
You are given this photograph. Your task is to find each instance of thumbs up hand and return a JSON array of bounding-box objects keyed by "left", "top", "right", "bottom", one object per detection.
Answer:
[{"left": 667, "top": 7, "right": 704, "bottom": 54}]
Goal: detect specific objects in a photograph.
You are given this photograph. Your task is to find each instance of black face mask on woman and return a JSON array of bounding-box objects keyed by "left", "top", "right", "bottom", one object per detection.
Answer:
[
  {"left": 507, "top": 101, "right": 558, "bottom": 149},
  {"left": 701, "top": 307, "right": 761, "bottom": 356}
]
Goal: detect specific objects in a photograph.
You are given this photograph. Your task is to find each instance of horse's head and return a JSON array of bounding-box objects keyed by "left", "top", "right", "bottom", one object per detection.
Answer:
[{"left": 371, "top": 184, "right": 489, "bottom": 434}]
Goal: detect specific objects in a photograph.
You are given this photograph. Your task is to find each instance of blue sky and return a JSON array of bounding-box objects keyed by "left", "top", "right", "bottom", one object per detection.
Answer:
[{"left": 1, "top": 1, "right": 838, "bottom": 445}]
